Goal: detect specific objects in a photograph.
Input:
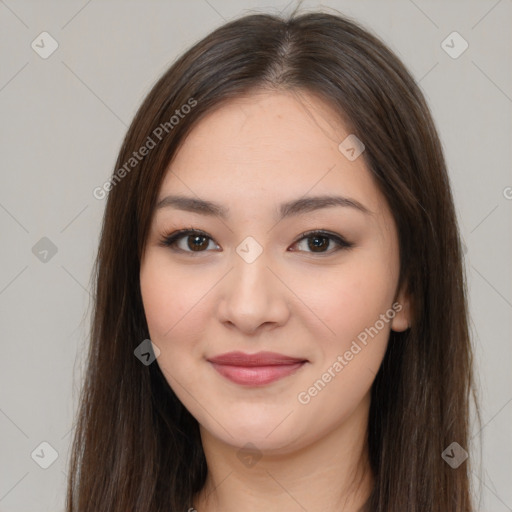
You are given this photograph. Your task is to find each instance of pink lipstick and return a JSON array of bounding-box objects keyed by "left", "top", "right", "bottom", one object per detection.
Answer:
[{"left": 207, "top": 351, "right": 307, "bottom": 386}]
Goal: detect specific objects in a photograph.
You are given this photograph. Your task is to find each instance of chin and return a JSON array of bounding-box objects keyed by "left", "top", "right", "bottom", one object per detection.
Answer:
[{"left": 200, "top": 413, "right": 304, "bottom": 453}]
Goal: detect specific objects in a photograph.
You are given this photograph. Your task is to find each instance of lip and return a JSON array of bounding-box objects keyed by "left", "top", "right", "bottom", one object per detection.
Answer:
[{"left": 207, "top": 351, "right": 308, "bottom": 386}]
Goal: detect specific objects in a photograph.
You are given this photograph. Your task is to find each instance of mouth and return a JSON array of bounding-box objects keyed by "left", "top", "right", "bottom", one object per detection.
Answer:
[{"left": 207, "top": 351, "right": 308, "bottom": 386}]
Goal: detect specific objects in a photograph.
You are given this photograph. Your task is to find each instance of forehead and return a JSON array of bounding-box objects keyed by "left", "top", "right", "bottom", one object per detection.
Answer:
[
  {"left": 157, "top": 90, "right": 388, "bottom": 221},
  {"left": 171, "top": 89, "right": 349, "bottom": 163}
]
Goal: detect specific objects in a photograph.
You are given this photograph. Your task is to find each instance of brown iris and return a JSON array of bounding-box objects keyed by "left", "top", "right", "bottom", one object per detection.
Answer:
[
  {"left": 187, "top": 234, "right": 209, "bottom": 251},
  {"left": 307, "top": 235, "right": 329, "bottom": 252}
]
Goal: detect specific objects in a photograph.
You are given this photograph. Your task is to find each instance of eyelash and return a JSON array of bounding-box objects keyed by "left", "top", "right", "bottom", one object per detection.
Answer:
[{"left": 158, "top": 228, "right": 354, "bottom": 256}]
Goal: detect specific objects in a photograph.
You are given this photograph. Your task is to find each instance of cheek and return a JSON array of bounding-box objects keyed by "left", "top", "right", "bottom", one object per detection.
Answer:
[
  {"left": 328, "top": 256, "right": 398, "bottom": 384},
  {"left": 140, "top": 253, "right": 207, "bottom": 345},
  {"left": 306, "top": 257, "right": 397, "bottom": 344},
  {"left": 140, "top": 256, "right": 212, "bottom": 386},
  {"left": 295, "top": 261, "right": 394, "bottom": 418}
]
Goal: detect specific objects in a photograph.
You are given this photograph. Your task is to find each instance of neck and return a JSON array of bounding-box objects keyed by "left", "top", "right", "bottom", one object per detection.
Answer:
[{"left": 192, "top": 392, "right": 373, "bottom": 512}]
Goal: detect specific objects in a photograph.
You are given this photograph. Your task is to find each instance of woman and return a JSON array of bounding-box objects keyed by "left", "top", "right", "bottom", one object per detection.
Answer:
[{"left": 67, "top": 7, "right": 480, "bottom": 511}]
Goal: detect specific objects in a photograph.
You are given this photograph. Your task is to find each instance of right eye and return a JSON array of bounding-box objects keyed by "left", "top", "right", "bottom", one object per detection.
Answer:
[{"left": 159, "top": 229, "right": 221, "bottom": 254}]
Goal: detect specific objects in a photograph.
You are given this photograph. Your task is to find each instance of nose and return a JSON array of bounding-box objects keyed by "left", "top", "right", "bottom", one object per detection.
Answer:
[{"left": 216, "top": 250, "right": 290, "bottom": 335}]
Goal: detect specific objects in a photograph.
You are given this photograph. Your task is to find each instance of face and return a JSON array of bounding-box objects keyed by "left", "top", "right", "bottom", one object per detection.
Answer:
[{"left": 140, "top": 90, "right": 410, "bottom": 454}]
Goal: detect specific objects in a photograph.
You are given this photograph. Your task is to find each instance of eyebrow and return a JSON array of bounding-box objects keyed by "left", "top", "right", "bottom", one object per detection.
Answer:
[{"left": 155, "top": 194, "right": 373, "bottom": 220}]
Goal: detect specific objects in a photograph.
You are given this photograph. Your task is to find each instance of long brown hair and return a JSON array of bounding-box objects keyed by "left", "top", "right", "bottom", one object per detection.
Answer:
[{"left": 66, "top": 7, "right": 480, "bottom": 511}]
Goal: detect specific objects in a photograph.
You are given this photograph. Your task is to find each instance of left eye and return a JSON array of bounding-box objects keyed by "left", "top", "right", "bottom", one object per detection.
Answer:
[
  {"left": 292, "top": 230, "right": 353, "bottom": 254},
  {"left": 159, "top": 229, "right": 353, "bottom": 255}
]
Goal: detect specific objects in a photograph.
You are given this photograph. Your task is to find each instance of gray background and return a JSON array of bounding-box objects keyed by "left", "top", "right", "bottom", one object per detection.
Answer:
[{"left": 0, "top": 0, "right": 511, "bottom": 510}]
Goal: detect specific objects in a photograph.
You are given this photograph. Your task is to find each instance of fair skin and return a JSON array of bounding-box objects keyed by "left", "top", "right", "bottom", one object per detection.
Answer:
[{"left": 140, "top": 89, "right": 411, "bottom": 512}]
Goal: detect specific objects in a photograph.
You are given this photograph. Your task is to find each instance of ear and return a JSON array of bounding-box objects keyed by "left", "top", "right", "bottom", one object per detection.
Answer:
[{"left": 390, "top": 283, "right": 412, "bottom": 332}]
